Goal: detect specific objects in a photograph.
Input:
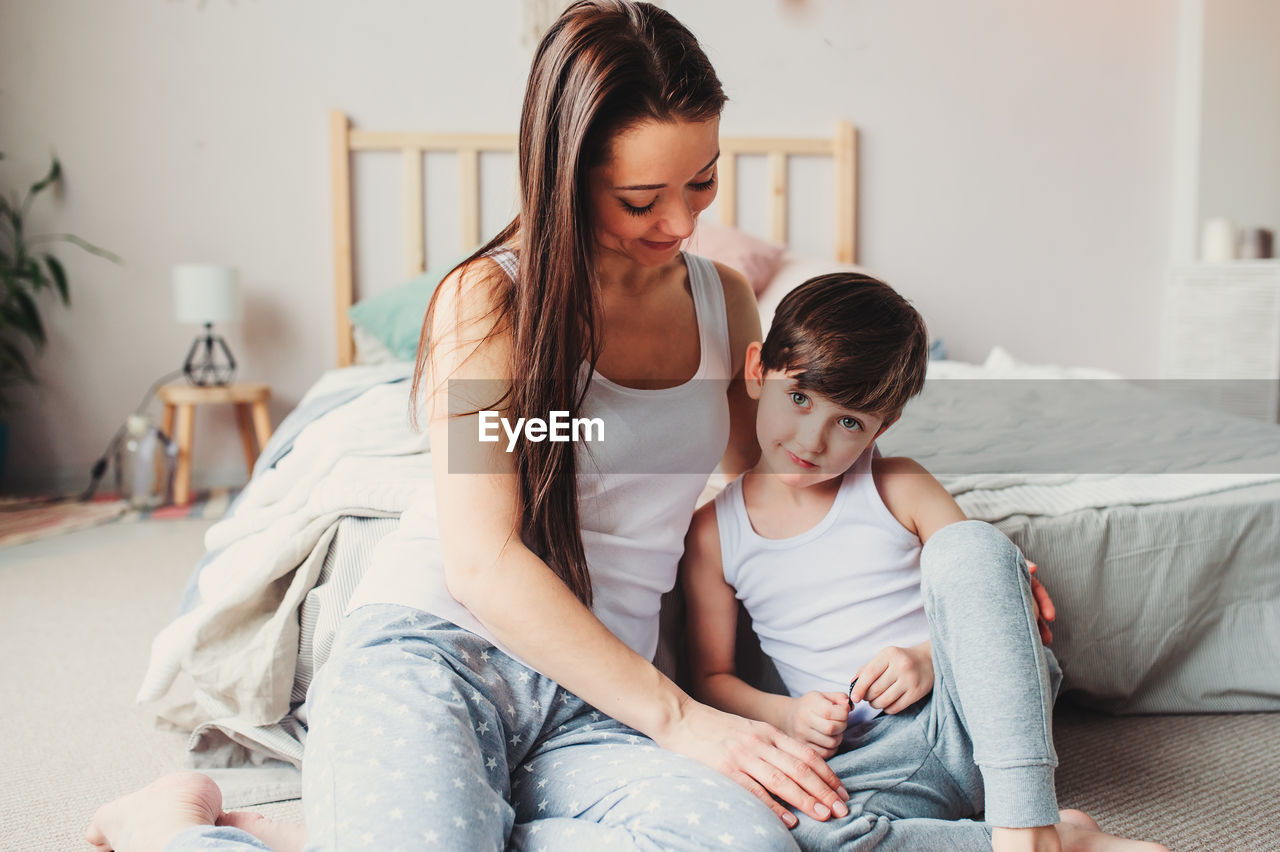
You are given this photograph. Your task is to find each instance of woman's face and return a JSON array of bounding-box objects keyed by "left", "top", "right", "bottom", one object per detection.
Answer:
[{"left": 588, "top": 117, "right": 720, "bottom": 267}]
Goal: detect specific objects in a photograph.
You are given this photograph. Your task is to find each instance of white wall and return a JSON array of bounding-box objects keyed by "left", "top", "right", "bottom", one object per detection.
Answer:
[
  {"left": 0, "top": 0, "right": 1182, "bottom": 494},
  {"left": 1198, "top": 0, "right": 1280, "bottom": 241}
]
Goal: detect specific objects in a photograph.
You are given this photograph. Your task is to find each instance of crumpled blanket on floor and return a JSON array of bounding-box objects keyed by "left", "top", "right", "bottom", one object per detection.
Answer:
[{"left": 138, "top": 369, "right": 426, "bottom": 766}]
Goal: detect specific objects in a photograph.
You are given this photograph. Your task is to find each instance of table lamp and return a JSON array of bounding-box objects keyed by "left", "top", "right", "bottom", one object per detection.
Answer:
[{"left": 173, "top": 263, "right": 242, "bottom": 386}]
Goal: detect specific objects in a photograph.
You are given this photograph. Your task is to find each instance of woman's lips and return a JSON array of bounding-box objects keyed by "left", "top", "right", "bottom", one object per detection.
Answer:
[{"left": 641, "top": 237, "right": 680, "bottom": 251}]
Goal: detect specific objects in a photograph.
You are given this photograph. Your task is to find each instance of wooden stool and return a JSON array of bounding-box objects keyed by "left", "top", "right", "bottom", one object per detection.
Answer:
[{"left": 156, "top": 382, "right": 273, "bottom": 506}]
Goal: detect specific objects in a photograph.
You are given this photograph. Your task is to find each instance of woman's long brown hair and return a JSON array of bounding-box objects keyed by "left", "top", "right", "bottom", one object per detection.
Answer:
[{"left": 410, "top": 0, "right": 726, "bottom": 606}]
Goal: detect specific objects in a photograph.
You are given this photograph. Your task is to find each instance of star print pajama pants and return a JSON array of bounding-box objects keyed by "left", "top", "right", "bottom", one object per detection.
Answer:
[
  {"left": 787, "top": 520, "right": 1064, "bottom": 851},
  {"left": 164, "top": 603, "right": 799, "bottom": 852}
]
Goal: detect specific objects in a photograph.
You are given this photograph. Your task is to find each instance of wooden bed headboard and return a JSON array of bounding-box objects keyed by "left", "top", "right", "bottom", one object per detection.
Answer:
[{"left": 329, "top": 109, "right": 858, "bottom": 368}]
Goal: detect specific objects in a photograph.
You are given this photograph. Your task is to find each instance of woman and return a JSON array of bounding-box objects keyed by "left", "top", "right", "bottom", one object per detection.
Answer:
[{"left": 87, "top": 3, "right": 848, "bottom": 850}]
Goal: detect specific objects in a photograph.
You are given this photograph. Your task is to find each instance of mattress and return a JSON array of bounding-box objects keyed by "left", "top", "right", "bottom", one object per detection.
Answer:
[
  {"left": 876, "top": 349, "right": 1280, "bottom": 714},
  {"left": 997, "top": 482, "right": 1280, "bottom": 714}
]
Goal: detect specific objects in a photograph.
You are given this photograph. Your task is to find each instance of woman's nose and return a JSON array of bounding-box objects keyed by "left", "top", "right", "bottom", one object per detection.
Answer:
[{"left": 662, "top": 198, "right": 697, "bottom": 240}]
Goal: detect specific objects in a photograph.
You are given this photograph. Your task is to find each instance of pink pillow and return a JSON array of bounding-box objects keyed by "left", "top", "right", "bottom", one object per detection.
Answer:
[{"left": 682, "top": 221, "right": 785, "bottom": 295}]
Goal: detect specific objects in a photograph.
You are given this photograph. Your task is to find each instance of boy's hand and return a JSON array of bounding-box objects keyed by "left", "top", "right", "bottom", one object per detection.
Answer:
[
  {"left": 849, "top": 643, "right": 934, "bottom": 715},
  {"left": 1026, "top": 561, "right": 1056, "bottom": 644},
  {"left": 782, "top": 691, "right": 852, "bottom": 758}
]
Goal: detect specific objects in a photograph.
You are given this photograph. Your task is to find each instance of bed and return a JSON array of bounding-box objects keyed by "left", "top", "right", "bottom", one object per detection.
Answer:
[{"left": 137, "top": 112, "right": 1280, "bottom": 784}]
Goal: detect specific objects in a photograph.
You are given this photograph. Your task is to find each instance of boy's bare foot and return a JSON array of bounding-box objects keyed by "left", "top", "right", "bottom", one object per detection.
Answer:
[
  {"left": 218, "top": 811, "right": 306, "bottom": 852},
  {"left": 991, "top": 809, "right": 1170, "bottom": 852},
  {"left": 1055, "top": 809, "right": 1169, "bottom": 852},
  {"left": 85, "top": 771, "right": 222, "bottom": 852}
]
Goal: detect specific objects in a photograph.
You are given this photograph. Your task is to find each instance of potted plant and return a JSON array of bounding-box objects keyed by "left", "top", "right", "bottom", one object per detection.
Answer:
[{"left": 1, "top": 152, "right": 121, "bottom": 485}]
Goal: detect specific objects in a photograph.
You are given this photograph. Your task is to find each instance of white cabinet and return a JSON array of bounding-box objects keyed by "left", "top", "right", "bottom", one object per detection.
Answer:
[{"left": 1159, "top": 262, "right": 1280, "bottom": 422}]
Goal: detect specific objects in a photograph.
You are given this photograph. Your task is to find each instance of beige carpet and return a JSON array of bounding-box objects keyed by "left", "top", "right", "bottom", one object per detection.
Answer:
[{"left": 1, "top": 519, "right": 1275, "bottom": 851}]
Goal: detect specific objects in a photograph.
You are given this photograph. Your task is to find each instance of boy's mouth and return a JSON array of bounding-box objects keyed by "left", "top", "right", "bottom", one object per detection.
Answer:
[{"left": 786, "top": 449, "right": 819, "bottom": 470}]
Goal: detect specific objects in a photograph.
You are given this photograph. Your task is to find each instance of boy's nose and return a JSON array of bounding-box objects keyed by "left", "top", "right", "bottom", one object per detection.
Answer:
[{"left": 796, "top": 422, "right": 826, "bottom": 454}]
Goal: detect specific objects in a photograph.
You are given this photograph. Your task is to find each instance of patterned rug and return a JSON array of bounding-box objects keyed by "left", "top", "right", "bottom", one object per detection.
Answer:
[{"left": 0, "top": 488, "right": 237, "bottom": 550}]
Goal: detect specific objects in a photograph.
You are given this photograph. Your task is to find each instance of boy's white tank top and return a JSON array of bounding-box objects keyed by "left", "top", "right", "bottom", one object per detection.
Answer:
[
  {"left": 715, "top": 447, "right": 931, "bottom": 723},
  {"left": 347, "top": 251, "right": 732, "bottom": 669}
]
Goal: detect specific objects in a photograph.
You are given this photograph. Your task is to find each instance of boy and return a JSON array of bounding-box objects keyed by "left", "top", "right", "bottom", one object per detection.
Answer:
[{"left": 680, "top": 273, "right": 1168, "bottom": 852}]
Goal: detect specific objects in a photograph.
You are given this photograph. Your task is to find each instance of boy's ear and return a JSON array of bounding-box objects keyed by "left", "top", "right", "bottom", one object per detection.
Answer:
[
  {"left": 743, "top": 341, "right": 766, "bottom": 400},
  {"left": 874, "top": 416, "right": 898, "bottom": 438}
]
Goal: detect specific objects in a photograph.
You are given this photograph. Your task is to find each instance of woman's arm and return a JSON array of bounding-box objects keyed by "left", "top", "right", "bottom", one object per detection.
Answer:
[{"left": 426, "top": 261, "right": 847, "bottom": 826}]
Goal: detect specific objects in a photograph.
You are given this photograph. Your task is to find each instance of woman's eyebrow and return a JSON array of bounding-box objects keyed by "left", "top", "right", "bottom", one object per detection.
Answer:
[{"left": 612, "top": 152, "right": 720, "bottom": 191}]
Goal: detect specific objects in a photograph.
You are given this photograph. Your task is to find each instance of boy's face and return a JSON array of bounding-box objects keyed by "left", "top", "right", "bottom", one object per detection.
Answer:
[{"left": 744, "top": 342, "right": 890, "bottom": 488}]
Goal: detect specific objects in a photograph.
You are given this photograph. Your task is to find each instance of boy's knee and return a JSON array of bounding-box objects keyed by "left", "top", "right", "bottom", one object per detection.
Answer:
[{"left": 920, "top": 520, "right": 1024, "bottom": 596}]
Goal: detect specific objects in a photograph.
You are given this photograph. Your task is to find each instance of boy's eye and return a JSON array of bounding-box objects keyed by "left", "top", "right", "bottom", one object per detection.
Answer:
[
  {"left": 621, "top": 199, "right": 656, "bottom": 217},
  {"left": 838, "top": 416, "right": 863, "bottom": 432},
  {"left": 789, "top": 391, "right": 810, "bottom": 408}
]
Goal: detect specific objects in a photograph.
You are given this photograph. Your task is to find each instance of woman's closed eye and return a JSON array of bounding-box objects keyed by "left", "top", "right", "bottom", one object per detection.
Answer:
[
  {"left": 618, "top": 173, "right": 715, "bottom": 217},
  {"left": 620, "top": 198, "right": 657, "bottom": 217}
]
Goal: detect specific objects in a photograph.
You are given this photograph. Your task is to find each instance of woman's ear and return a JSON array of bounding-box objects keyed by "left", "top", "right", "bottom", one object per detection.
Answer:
[{"left": 743, "top": 341, "right": 766, "bottom": 400}]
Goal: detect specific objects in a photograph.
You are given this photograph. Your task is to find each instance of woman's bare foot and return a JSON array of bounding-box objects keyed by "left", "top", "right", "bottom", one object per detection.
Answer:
[
  {"left": 217, "top": 811, "right": 306, "bottom": 852},
  {"left": 992, "top": 810, "right": 1170, "bottom": 852},
  {"left": 85, "top": 771, "right": 222, "bottom": 852}
]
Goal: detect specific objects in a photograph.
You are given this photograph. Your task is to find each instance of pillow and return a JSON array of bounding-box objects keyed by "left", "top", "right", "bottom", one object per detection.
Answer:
[
  {"left": 351, "top": 324, "right": 401, "bottom": 366},
  {"left": 760, "top": 256, "right": 949, "bottom": 360},
  {"left": 756, "top": 254, "right": 874, "bottom": 334},
  {"left": 348, "top": 259, "right": 462, "bottom": 363},
  {"left": 682, "top": 221, "right": 785, "bottom": 295}
]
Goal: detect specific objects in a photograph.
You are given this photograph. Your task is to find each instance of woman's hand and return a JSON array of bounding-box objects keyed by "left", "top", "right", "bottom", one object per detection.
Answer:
[
  {"left": 849, "top": 643, "right": 934, "bottom": 715},
  {"left": 658, "top": 699, "right": 850, "bottom": 827},
  {"left": 1026, "top": 561, "right": 1056, "bottom": 644},
  {"left": 781, "top": 691, "right": 852, "bottom": 759}
]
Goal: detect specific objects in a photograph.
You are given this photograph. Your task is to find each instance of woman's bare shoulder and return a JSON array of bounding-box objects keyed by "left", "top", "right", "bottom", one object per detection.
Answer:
[
  {"left": 435, "top": 255, "right": 511, "bottom": 322},
  {"left": 428, "top": 254, "right": 515, "bottom": 381},
  {"left": 710, "top": 260, "right": 763, "bottom": 363},
  {"left": 709, "top": 260, "right": 755, "bottom": 313}
]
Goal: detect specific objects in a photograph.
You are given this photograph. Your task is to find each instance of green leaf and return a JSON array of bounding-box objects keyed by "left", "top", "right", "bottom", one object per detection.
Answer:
[
  {"left": 58, "top": 233, "right": 123, "bottom": 264},
  {"left": 28, "top": 156, "right": 62, "bottom": 198},
  {"left": 12, "top": 288, "right": 45, "bottom": 346},
  {"left": 44, "top": 254, "right": 69, "bottom": 305},
  {"left": 15, "top": 255, "right": 44, "bottom": 288}
]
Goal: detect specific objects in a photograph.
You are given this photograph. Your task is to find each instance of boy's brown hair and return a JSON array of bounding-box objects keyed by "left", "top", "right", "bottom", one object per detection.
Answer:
[{"left": 760, "top": 273, "right": 929, "bottom": 421}]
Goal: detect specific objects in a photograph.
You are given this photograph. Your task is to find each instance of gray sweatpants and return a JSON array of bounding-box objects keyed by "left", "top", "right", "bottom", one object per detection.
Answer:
[
  {"left": 789, "top": 520, "right": 1063, "bottom": 852},
  {"left": 166, "top": 604, "right": 798, "bottom": 851}
]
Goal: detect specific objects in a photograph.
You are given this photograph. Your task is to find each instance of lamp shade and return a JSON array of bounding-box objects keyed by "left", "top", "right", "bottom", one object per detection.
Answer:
[{"left": 172, "top": 264, "right": 242, "bottom": 325}]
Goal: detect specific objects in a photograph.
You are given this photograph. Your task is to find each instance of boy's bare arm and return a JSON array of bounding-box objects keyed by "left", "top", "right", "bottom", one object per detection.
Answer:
[
  {"left": 872, "top": 456, "right": 966, "bottom": 543},
  {"left": 681, "top": 503, "right": 794, "bottom": 729},
  {"left": 874, "top": 455, "right": 1055, "bottom": 642}
]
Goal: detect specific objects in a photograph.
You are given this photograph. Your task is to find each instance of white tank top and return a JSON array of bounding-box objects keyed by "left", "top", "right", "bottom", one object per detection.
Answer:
[
  {"left": 348, "top": 251, "right": 733, "bottom": 667},
  {"left": 714, "top": 447, "right": 930, "bottom": 723}
]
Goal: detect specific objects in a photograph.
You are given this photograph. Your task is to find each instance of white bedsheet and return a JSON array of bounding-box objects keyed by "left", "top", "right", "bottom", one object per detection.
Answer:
[{"left": 881, "top": 348, "right": 1280, "bottom": 520}]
